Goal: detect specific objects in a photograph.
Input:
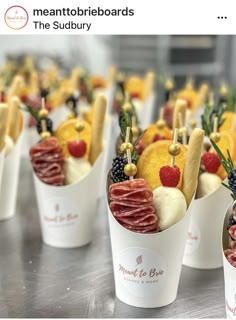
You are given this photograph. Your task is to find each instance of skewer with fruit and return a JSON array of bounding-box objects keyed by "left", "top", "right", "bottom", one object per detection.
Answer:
[{"left": 29, "top": 95, "right": 106, "bottom": 186}]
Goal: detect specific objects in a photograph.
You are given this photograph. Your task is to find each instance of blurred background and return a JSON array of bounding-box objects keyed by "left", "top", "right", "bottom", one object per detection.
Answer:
[{"left": 1, "top": 35, "right": 236, "bottom": 88}]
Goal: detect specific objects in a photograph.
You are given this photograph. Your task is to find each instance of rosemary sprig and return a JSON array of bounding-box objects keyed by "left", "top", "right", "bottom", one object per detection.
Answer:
[
  {"left": 211, "top": 139, "right": 236, "bottom": 200},
  {"left": 118, "top": 109, "right": 145, "bottom": 162},
  {"left": 201, "top": 102, "right": 225, "bottom": 137}
]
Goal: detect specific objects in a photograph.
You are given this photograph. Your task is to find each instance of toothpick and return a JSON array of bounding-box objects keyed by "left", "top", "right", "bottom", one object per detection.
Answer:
[
  {"left": 125, "top": 126, "right": 130, "bottom": 143},
  {"left": 41, "top": 97, "right": 45, "bottom": 110},
  {"left": 213, "top": 116, "right": 218, "bottom": 133},
  {"left": 178, "top": 112, "right": 184, "bottom": 128},
  {"left": 125, "top": 126, "right": 133, "bottom": 180},
  {"left": 159, "top": 107, "right": 164, "bottom": 120},
  {"left": 182, "top": 130, "right": 187, "bottom": 146},
  {"left": 171, "top": 128, "right": 178, "bottom": 167},
  {"left": 41, "top": 119, "right": 47, "bottom": 133}
]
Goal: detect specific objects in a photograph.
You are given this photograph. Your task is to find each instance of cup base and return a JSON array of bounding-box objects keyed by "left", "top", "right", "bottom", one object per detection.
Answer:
[
  {"left": 116, "top": 291, "right": 177, "bottom": 308},
  {"left": 0, "top": 212, "right": 15, "bottom": 222},
  {"left": 183, "top": 262, "right": 223, "bottom": 270},
  {"left": 42, "top": 237, "right": 92, "bottom": 249}
]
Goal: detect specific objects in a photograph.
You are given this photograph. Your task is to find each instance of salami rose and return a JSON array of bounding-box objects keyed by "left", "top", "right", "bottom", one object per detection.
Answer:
[
  {"left": 109, "top": 178, "right": 159, "bottom": 233},
  {"left": 30, "top": 137, "right": 65, "bottom": 186}
]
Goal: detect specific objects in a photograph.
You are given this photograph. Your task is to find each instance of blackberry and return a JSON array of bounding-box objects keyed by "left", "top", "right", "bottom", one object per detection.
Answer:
[
  {"left": 40, "top": 88, "right": 50, "bottom": 99},
  {"left": 228, "top": 170, "right": 236, "bottom": 195},
  {"left": 177, "top": 135, "right": 190, "bottom": 145},
  {"left": 36, "top": 118, "right": 53, "bottom": 135},
  {"left": 227, "top": 213, "right": 236, "bottom": 231},
  {"left": 66, "top": 96, "right": 78, "bottom": 117},
  {"left": 111, "top": 156, "right": 129, "bottom": 183}
]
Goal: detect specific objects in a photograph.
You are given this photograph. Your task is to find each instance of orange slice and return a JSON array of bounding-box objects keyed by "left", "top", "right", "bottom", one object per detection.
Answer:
[
  {"left": 211, "top": 130, "right": 236, "bottom": 179},
  {"left": 220, "top": 111, "right": 236, "bottom": 132},
  {"left": 125, "top": 76, "right": 144, "bottom": 97},
  {"left": 141, "top": 124, "right": 172, "bottom": 147},
  {"left": 54, "top": 118, "right": 91, "bottom": 159},
  {"left": 137, "top": 140, "right": 187, "bottom": 190}
]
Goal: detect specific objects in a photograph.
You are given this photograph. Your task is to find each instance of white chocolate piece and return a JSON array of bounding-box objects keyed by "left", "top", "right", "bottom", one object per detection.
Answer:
[
  {"left": 64, "top": 157, "right": 91, "bottom": 185},
  {"left": 153, "top": 186, "right": 187, "bottom": 230},
  {"left": 4, "top": 135, "right": 14, "bottom": 156},
  {"left": 196, "top": 172, "right": 222, "bottom": 198}
]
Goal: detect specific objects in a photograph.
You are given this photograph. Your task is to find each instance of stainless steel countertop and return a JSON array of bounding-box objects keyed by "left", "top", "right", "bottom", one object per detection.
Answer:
[{"left": 0, "top": 160, "right": 226, "bottom": 318}]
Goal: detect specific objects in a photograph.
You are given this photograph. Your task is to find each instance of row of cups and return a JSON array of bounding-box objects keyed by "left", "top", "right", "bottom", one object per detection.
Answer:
[{"left": 0, "top": 93, "right": 235, "bottom": 317}]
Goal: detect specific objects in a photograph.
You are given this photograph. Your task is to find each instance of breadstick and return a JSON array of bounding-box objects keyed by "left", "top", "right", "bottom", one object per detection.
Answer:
[
  {"left": 7, "top": 75, "right": 24, "bottom": 103},
  {"left": 172, "top": 99, "right": 187, "bottom": 130},
  {"left": 89, "top": 95, "right": 107, "bottom": 164},
  {"left": 7, "top": 96, "right": 21, "bottom": 142},
  {"left": 182, "top": 128, "right": 204, "bottom": 207},
  {"left": 0, "top": 104, "right": 8, "bottom": 152}
]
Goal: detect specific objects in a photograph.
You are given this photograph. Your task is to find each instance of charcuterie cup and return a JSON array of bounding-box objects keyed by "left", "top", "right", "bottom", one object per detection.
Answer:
[
  {"left": 222, "top": 204, "right": 236, "bottom": 319},
  {"left": 183, "top": 183, "right": 232, "bottom": 269},
  {"left": 107, "top": 196, "right": 193, "bottom": 308},
  {"left": 33, "top": 152, "right": 104, "bottom": 248},
  {"left": 0, "top": 135, "right": 22, "bottom": 220}
]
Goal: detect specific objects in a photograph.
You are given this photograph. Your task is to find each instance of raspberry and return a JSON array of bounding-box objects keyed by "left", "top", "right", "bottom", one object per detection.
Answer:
[
  {"left": 202, "top": 152, "right": 221, "bottom": 173},
  {"left": 159, "top": 165, "right": 180, "bottom": 187}
]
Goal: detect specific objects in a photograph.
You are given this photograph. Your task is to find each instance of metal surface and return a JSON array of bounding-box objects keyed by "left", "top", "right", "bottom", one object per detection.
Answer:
[{"left": 0, "top": 160, "right": 226, "bottom": 318}]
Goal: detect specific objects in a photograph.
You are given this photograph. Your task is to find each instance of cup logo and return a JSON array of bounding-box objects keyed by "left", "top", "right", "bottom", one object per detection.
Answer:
[
  {"left": 4, "top": 6, "right": 29, "bottom": 30},
  {"left": 116, "top": 247, "right": 167, "bottom": 297}
]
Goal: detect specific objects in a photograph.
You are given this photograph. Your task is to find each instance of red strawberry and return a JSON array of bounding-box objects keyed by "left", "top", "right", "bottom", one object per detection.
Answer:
[
  {"left": 68, "top": 140, "right": 87, "bottom": 158},
  {"left": 159, "top": 165, "right": 180, "bottom": 187},
  {"left": 202, "top": 152, "right": 221, "bottom": 173}
]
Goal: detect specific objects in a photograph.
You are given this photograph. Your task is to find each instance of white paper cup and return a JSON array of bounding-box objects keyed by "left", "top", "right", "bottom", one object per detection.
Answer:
[
  {"left": 0, "top": 135, "right": 22, "bottom": 221},
  {"left": 183, "top": 184, "right": 232, "bottom": 269},
  {"left": 222, "top": 205, "right": 236, "bottom": 319},
  {"left": 107, "top": 201, "right": 192, "bottom": 308},
  {"left": 33, "top": 152, "right": 104, "bottom": 248}
]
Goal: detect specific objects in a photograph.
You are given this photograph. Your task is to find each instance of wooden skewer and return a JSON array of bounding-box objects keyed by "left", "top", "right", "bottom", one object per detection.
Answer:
[
  {"left": 159, "top": 107, "right": 164, "bottom": 120},
  {"left": 125, "top": 127, "right": 134, "bottom": 181},
  {"left": 213, "top": 116, "right": 218, "bottom": 133},
  {"left": 171, "top": 128, "right": 178, "bottom": 167}
]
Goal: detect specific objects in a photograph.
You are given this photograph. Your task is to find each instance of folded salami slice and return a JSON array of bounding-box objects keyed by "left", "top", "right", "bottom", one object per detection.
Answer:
[
  {"left": 109, "top": 178, "right": 159, "bottom": 234},
  {"left": 224, "top": 249, "right": 236, "bottom": 268},
  {"left": 30, "top": 137, "right": 65, "bottom": 186}
]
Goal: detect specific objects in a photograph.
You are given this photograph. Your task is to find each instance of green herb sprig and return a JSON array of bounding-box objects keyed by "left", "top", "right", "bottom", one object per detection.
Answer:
[{"left": 211, "top": 139, "right": 236, "bottom": 200}]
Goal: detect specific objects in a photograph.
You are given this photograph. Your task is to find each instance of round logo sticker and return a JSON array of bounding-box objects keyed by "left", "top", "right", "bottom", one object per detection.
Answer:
[
  {"left": 184, "top": 222, "right": 201, "bottom": 255},
  {"left": 116, "top": 247, "right": 167, "bottom": 297},
  {"left": 4, "top": 6, "right": 29, "bottom": 30}
]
